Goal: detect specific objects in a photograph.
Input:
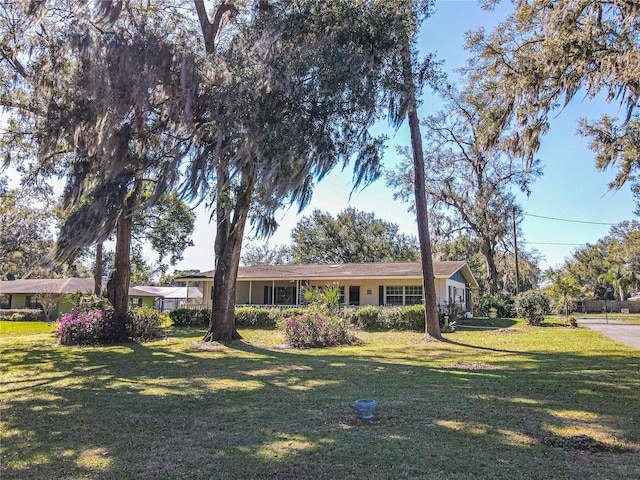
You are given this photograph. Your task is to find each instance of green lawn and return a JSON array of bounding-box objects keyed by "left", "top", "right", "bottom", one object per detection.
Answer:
[{"left": 2, "top": 319, "right": 639, "bottom": 479}]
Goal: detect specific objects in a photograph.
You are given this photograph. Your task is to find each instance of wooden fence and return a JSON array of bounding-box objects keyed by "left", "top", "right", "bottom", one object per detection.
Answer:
[{"left": 574, "top": 300, "right": 640, "bottom": 314}]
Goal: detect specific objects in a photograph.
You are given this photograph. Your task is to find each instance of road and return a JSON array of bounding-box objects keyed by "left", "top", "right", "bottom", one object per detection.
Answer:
[{"left": 577, "top": 317, "right": 640, "bottom": 349}]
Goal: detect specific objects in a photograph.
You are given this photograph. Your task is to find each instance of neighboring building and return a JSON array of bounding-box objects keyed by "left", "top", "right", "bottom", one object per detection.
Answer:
[
  {"left": 0, "top": 278, "right": 153, "bottom": 319},
  {"left": 128, "top": 286, "right": 203, "bottom": 312},
  {"left": 179, "top": 261, "right": 479, "bottom": 314}
]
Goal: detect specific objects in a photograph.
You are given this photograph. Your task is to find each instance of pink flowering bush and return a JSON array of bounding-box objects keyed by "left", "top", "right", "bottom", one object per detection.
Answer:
[
  {"left": 283, "top": 312, "right": 360, "bottom": 348},
  {"left": 55, "top": 308, "right": 117, "bottom": 345}
]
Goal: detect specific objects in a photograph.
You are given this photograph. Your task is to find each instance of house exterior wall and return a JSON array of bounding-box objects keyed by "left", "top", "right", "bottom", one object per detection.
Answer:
[
  {"left": 128, "top": 296, "right": 155, "bottom": 309},
  {"left": 195, "top": 273, "right": 475, "bottom": 313},
  {"left": 217, "top": 278, "right": 468, "bottom": 310},
  {"left": 9, "top": 294, "right": 27, "bottom": 309},
  {"left": 443, "top": 278, "right": 472, "bottom": 312},
  {"left": 3, "top": 293, "right": 155, "bottom": 319}
]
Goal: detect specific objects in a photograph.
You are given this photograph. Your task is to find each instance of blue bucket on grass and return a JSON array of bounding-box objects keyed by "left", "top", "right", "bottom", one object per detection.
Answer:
[{"left": 355, "top": 399, "right": 376, "bottom": 419}]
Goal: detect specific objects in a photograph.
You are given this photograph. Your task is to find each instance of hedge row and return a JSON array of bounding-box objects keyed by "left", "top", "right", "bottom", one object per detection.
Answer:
[
  {"left": 169, "top": 305, "right": 438, "bottom": 332},
  {"left": 349, "top": 305, "right": 427, "bottom": 331},
  {"left": 0, "top": 309, "right": 45, "bottom": 321},
  {"left": 168, "top": 308, "right": 211, "bottom": 326}
]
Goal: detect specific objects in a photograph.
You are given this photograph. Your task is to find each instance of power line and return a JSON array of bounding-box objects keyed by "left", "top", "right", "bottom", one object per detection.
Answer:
[
  {"left": 524, "top": 213, "right": 618, "bottom": 226},
  {"left": 525, "top": 241, "right": 586, "bottom": 246}
]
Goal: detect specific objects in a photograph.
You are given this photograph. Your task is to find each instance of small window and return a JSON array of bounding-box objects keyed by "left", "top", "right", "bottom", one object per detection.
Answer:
[
  {"left": 405, "top": 285, "right": 423, "bottom": 305},
  {"left": 129, "top": 297, "right": 143, "bottom": 308},
  {"left": 25, "top": 295, "right": 42, "bottom": 310},
  {"left": 1, "top": 294, "right": 11, "bottom": 309},
  {"left": 385, "top": 286, "right": 403, "bottom": 306}
]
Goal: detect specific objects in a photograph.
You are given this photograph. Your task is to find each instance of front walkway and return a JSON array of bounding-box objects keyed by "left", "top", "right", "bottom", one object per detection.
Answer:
[{"left": 578, "top": 317, "right": 640, "bottom": 349}]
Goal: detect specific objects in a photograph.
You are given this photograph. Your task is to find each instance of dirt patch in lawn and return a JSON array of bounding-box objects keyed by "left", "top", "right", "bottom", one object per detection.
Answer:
[
  {"left": 491, "top": 328, "right": 520, "bottom": 334},
  {"left": 441, "top": 361, "right": 497, "bottom": 370}
]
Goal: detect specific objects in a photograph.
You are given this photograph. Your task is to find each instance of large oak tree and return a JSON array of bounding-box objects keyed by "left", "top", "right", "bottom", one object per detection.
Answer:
[
  {"left": 290, "top": 208, "right": 419, "bottom": 264},
  {"left": 387, "top": 85, "right": 542, "bottom": 294}
]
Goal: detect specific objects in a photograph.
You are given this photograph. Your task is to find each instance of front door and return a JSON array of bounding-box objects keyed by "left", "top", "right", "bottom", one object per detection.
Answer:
[{"left": 349, "top": 286, "right": 360, "bottom": 306}]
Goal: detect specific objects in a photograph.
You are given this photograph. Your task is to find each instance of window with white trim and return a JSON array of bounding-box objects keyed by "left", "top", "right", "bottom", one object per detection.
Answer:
[
  {"left": 385, "top": 285, "right": 423, "bottom": 306},
  {"left": 385, "top": 286, "right": 403, "bottom": 306},
  {"left": 404, "top": 285, "right": 423, "bottom": 305}
]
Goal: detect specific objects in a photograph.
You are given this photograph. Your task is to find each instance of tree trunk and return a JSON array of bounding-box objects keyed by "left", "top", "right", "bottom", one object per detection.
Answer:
[
  {"left": 94, "top": 241, "right": 103, "bottom": 296},
  {"left": 107, "top": 180, "right": 143, "bottom": 339},
  {"left": 203, "top": 172, "right": 255, "bottom": 342},
  {"left": 480, "top": 239, "right": 499, "bottom": 294},
  {"left": 619, "top": 284, "right": 626, "bottom": 302},
  {"left": 409, "top": 107, "right": 443, "bottom": 341},
  {"left": 399, "top": 30, "right": 442, "bottom": 341}
]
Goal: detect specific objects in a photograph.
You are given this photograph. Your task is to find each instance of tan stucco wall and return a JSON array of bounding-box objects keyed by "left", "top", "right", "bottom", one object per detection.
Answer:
[
  {"left": 235, "top": 278, "right": 443, "bottom": 307},
  {"left": 10, "top": 294, "right": 27, "bottom": 309}
]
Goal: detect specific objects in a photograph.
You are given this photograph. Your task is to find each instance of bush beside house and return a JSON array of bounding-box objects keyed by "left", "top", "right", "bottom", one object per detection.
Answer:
[
  {"left": 516, "top": 290, "right": 551, "bottom": 326},
  {"left": 0, "top": 309, "right": 45, "bottom": 321}
]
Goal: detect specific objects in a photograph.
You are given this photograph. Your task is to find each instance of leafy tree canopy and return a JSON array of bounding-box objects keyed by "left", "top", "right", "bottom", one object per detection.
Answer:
[
  {"left": 557, "top": 220, "right": 640, "bottom": 299},
  {"left": 290, "top": 207, "right": 420, "bottom": 264},
  {"left": 386, "top": 83, "right": 542, "bottom": 293},
  {"left": 0, "top": 177, "right": 89, "bottom": 279},
  {"left": 240, "top": 242, "right": 292, "bottom": 266},
  {"left": 467, "top": 0, "right": 639, "bottom": 192}
]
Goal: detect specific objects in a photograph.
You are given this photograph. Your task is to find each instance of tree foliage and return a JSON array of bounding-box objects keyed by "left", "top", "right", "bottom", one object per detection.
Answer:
[
  {"left": 387, "top": 84, "right": 542, "bottom": 293},
  {"left": 187, "top": 0, "right": 440, "bottom": 341},
  {"left": 240, "top": 242, "right": 292, "bottom": 266},
  {"left": 555, "top": 221, "right": 640, "bottom": 299},
  {"left": 467, "top": 0, "right": 639, "bottom": 191},
  {"left": 1, "top": 1, "right": 198, "bottom": 330},
  {"left": 0, "top": 178, "right": 89, "bottom": 279},
  {"left": 290, "top": 208, "right": 419, "bottom": 265},
  {"left": 132, "top": 188, "right": 195, "bottom": 273},
  {"left": 432, "top": 233, "right": 540, "bottom": 295},
  {"left": 543, "top": 268, "right": 583, "bottom": 318},
  {"left": 2, "top": 0, "right": 441, "bottom": 342}
]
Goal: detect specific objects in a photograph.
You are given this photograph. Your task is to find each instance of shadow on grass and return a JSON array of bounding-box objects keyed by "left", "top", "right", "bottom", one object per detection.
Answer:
[
  {"left": 2, "top": 328, "right": 639, "bottom": 480},
  {"left": 457, "top": 317, "right": 518, "bottom": 329}
]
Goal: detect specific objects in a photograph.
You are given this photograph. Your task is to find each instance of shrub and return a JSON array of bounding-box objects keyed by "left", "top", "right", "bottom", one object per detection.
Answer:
[
  {"left": 398, "top": 304, "right": 425, "bottom": 331},
  {"left": 281, "top": 308, "right": 305, "bottom": 320},
  {"left": 379, "top": 307, "right": 401, "bottom": 330},
  {"left": 235, "top": 307, "right": 254, "bottom": 327},
  {"left": 169, "top": 308, "right": 209, "bottom": 326},
  {"left": 235, "top": 307, "right": 281, "bottom": 329},
  {"left": 55, "top": 308, "right": 117, "bottom": 345},
  {"left": 353, "top": 306, "right": 382, "bottom": 330},
  {"left": 438, "top": 301, "right": 466, "bottom": 325},
  {"left": 479, "top": 293, "right": 517, "bottom": 318},
  {"left": 516, "top": 290, "right": 550, "bottom": 326},
  {"left": 255, "top": 308, "right": 280, "bottom": 329},
  {"left": 282, "top": 312, "right": 360, "bottom": 348},
  {"left": 338, "top": 307, "right": 356, "bottom": 325},
  {"left": 126, "top": 306, "right": 167, "bottom": 341},
  {"left": 0, "top": 309, "right": 44, "bottom": 321},
  {"left": 196, "top": 309, "right": 211, "bottom": 326}
]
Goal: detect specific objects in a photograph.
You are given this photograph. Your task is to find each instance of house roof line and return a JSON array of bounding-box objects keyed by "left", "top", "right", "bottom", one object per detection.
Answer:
[{"left": 178, "top": 261, "right": 479, "bottom": 289}]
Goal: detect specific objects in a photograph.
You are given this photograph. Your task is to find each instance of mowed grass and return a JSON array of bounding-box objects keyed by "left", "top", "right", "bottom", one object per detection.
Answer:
[{"left": 1, "top": 319, "right": 639, "bottom": 479}]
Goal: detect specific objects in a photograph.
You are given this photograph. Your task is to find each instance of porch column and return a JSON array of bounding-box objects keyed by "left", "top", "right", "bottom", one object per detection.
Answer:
[
  {"left": 249, "top": 281, "right": 252, "bottom": 305},
  {"left": 272, "top": 280, "right": 275, "bottom": 305}
]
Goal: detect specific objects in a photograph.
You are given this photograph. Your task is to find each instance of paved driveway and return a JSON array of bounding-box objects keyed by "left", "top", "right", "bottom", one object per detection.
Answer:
[{"left": 577, "top": 317, "right": 640, "bottom": 349}]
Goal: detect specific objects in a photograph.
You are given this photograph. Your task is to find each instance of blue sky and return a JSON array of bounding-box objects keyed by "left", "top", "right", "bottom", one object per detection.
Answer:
[
  {"left": 3, "top": 1, "right": 633, "bottom": 275},
  {"left": 176, "top": 1, "right": 635, "bottom": 273}
]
